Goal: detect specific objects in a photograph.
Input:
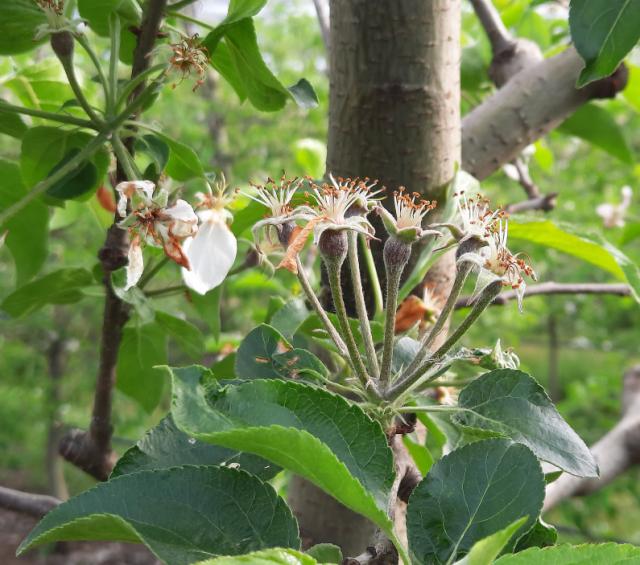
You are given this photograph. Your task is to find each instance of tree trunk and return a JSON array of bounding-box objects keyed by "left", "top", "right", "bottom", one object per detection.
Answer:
[{"left": 287, "top": 0, "right": 461, "bottom": 554}]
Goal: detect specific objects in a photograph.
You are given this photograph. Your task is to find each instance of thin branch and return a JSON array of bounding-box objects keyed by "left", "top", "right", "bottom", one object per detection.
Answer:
[
  {"left": 461, "top": 48, "right": 628, "bottom": 180},
  {"left": 505, "top": 192, "right": 558, "bottom": 214},
  {"left": 59, "top": 0, "right": 169, "bottom": 481},
  {"left": 0, "top": 486, "right": 60, "bottom": 518},
  {"left": 312, "top": 0, "right": 330, "bottom": 51},
  {"left": 455, "top": 282, "right": 631, "bottom": 309},
  {"left": 512, "top": 156, "right": 540, "bottom": 198},
  {"left": 469, "top": 0, "right": 513, "bottom": 54}
]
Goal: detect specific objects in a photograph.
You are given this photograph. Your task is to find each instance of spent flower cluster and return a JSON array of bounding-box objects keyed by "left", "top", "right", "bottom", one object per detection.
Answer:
[
  {"left": 245, "top": 173, "right": 537, "bottom": 406},
  {"left": 115, "top": 179, "right": 237, "bottom": 294}
]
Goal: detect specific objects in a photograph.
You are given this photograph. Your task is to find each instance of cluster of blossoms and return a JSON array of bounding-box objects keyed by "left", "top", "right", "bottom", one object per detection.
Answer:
[
  {"left": 115, "top": 180, "right": 237, "bottom": 294},
  {"left": 449, "top": 190, "right": 536, "bottom": 311}
]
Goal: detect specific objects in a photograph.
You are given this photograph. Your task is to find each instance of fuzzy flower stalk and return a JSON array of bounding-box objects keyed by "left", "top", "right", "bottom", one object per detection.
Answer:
[{"left": 377, "top": 190, "right": 440, "bottom": 391}]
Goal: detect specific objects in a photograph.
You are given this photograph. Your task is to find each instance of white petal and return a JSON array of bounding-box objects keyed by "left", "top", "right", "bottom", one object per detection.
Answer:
[
  {"left": 165, "top": 199, "right": 197, "bottom": 223},
  {"left": 125, "top": 241, "right": 144, "bottom": 290},
  {"left": 116, "top": 193, "right": 128, "bottom": 218},
  {"left": 182, "top": 218, "right": 237, "bottom": 295}
]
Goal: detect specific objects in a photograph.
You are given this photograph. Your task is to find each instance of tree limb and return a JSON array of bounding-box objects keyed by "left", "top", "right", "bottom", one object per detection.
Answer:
[
  {"left": 505, "top": 192, "right": 558, "bottom": 214},
  {"left": 461, "top": 48, "right": 628, "bottom": 180},
  {"left": 544, "top": 365, "right": 640, "bottom": 511},
  {"left": 312, "top": 0, "right": 330, "bottom": 51},
  {"left": 59, "top": 0, "right": 169, "bottom": 481},
  {"left": 0, "top": 486, "right": 60, "bottom": 518},
  {"left": 469, "top": 0, "right": 513, "bottom": 54},
  {"left": 455, "top": 282, "right": 631, "bottom": 309}
]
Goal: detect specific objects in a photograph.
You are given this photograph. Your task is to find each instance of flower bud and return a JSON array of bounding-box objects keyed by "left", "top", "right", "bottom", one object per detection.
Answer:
[
  {"left": 50, "top": 30, "right": 74, "bottom": 60},
  {"left": 318, "top": 229, "right": 348, "bottom": 265},
  {"left": 456, "top": 236, "right": 486, "bottom": 261},
  {"left": 277, "top": 221, "right": 297, "bottom": 248},
  {"left": 383, "top": 236, "right": 412, "bottom": 272}
]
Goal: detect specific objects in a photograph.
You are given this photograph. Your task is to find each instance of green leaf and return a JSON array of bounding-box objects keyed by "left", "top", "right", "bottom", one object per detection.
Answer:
[
  {"left": 0, "top": 101, "right": 28, "bottom": 138},
  {"left": 558, "top": 103, "right": 633, "bottom": 163},
  {"left": 46, "top": 148, "right": 98, "bottom": 200},
  {"left": 570, "top": 0, "right": 640, "bottom": 86},
  {"left": 288, "top": 79, "right": 319, "bottom": 109},
  {"left": 154, "top": 132, "right": 205, "bottom": 181},
  {"left": 407, "top": 439, "right": 544, "bottom": 565},
  {"left": 78, "top": 0, "right": 141, "bottom": 36},
  {"left": 402, "top": 436, "right": 434, "bottom": 475},
  {"left": 454, "top": 369, "right": 598, "bottom": 477},
  {"left": 190, "top": 286, "right": 223, "bottom": 342},
  {"left": 0, "top": 159, "right": 48, "bottom": 284},
  {"left": 456, "top": 518, "right": 528, "bottom": 565},
  {"left": 292, "top": 138, "right": 326, "bottom": 179},
  {"left": 0, "top": 0, "right": 46, "bottom": 55},
  {"left": 495, "top": 542, "right": 640, "bottom": 564},
  {"left": 170, "top": 366, "right": 397, "bottom": 543},
  {"left": 18, "top": 466, "right": 299, "bottom": 564},
  {"left": 1, "top": 268, "right": 92, "bottom": 318},
  {"left": 270, "top": 299, "right": 310, "bottom": 340},
  {"left": 197, "top": 548, "right": 316, "bottom": 565},
  {"left": 20, "top": 127, "right": 107, "bottom": 196},
  {"left": 235, "top": 324, "right": 291, "bottom": 379},
  {"left": 272, "top": 349, "right": 329, "bottom": 380},
  {"left": 156, "top": 311, "right": 205, "bottom": 360},
  {"left": 135, "top": 134, "right": 170, "bottom": 174},
  {"left": 111, "top": 415, "right": 279, "bottom": 480},
  {"left": 116, "top": 322, "right": 167, "bottom": 413},
  {"left": 201, "top": 1, "right": 268, "bottom": 53},
  {"left": 210, "top": 41, "right": 248, "bottom": 102},
  {"left": 514, "top": 519, "right": 557, "bottom": 552},
  {"left": 624, "top": 64, "right": 640, "bottom": 113},
  {"left": 222, "top": 19, "right": 290, "bottom": 112},
  {"left": 306, "top": 543, "right": 343, "bottom": 564},
  {"left": 508, "top": 218, "right": 640, "bottom": 302}
]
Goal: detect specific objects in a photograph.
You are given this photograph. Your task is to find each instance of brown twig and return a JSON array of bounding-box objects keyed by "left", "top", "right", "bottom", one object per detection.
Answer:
[
  {"left": 455, "top": 282, "right": 631, "bottom": 309},
  {"left": 59, "top": 0, "right": 169, "bottom": 481},
  {"left": 505, "top": 192, "right": 558, "bottom": 214},
  {"left": 0, "top": 486, "right": 60, "bottom": 518}
]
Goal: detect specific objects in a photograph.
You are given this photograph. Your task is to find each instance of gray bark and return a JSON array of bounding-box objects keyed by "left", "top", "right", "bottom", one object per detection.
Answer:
[{"left": 288, "top": 0, "right": 461, "bottom": 555}]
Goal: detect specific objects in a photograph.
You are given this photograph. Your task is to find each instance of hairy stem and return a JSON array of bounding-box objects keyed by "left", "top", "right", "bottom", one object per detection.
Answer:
[
  {"left": 0, "top": 102, "right": 95, "bottom": 129},
  {"left": 388, "top": 280, "right": 502, "bottom": 400},
  {"left": 295, "top": 256, "right": 349, "bottom": 358},
  {"left": 402, "top": 261, "right": 472, "bottom": 377},
  {"left": 76, "top": 33, "right": 110, "bottom": 105},
  {"left": 108, "top": 12, "right": 121, "bottom": 113},
  {"left": 111, "top": 133, "right": 142, "bottom": 178},
  {"left": 58, "top": 55, "right": 104, "bottom": 125},
  {"left": 379, "top": 238, "right": 411, "bottom": 392},
  {"left": 326, "top": 259, "right": 378, "bottom": 397},
  {"left": 348, "top": 232, "right": 380, "bottom": 378}
]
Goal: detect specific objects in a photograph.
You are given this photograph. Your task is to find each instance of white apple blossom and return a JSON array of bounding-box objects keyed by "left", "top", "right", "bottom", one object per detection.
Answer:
[
  {"left": 34, "top": 0, "right": 86, "bottom": 40},
  {"left": 473, "top": 220, "right": 536, "bottom": 312},
  {"left": 116, "top": 181, "right": 198, "bottom": 290},
  {"left": 596, "top": 186, "right": 633, "bottom": 229},
  {"left": 376, "top": 187, "right": 441, "bottom": 243},
  {"left": 181, "top": 184, "right": 238, "bottom": 295}
]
